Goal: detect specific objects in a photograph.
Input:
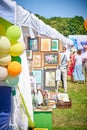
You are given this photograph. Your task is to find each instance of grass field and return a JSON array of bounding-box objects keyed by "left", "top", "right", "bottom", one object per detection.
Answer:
[{"left": 52, "top": 79, "right": 87, "bottom": 130}]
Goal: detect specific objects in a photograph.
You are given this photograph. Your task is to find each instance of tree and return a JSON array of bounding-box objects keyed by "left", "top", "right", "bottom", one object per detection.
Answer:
[{"left": 35, "top": 14, "right": 87, "bottom": 36}]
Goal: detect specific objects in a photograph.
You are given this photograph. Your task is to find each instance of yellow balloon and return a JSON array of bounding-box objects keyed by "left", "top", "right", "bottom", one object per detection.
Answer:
[
  {"left": 0, "top": 66, "right": 8, "bottom": 81},
  {"left": 9, "top": 42, "right": 25, "bottom": 56},
  {"left": 0, "top": 23, "right": 6, "bottom": 36},
  {"left": 0, "top": 36, "right": 11, "bottom": 53},
  {"left": 0, "top": 54, "right": 11, "bottom": 66}
]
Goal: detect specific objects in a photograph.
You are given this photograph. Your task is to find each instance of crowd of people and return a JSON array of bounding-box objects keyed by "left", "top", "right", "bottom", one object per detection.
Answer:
[{"left": 57, "top": 44, "right": 87, "bottom": 93}]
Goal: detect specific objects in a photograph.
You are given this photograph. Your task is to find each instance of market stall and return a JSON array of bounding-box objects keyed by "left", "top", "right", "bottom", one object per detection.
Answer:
[{"left": 0, "top": 0, "right": 73, "bottom": 129}]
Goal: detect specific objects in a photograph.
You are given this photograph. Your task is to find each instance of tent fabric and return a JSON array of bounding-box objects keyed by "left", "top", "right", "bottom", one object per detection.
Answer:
[
  {"left": 0, "top": 0, "right": 16, "bottom": 24},
  {"left": 0, "top": 0, "right": 73, "bottom": 45},
  {"left": 18, "top": 28, "right": 34, "bottom": 121}
]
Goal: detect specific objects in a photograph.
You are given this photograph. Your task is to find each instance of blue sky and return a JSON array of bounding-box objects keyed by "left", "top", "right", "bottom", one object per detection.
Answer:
[{"left": 14, "top": 0, "right": 87, "bottom": 19}]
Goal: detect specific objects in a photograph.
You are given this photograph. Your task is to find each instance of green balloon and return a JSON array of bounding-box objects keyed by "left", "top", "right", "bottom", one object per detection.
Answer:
[
  {"left": 11, "top": 56, "right": 22, "bottom": 63},
  {"left": 6, "top": 25, "right": 21, "bottom": 42}
]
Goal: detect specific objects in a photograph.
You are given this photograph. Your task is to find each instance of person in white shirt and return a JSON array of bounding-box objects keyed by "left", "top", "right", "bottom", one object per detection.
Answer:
[
  {"left": 57, "top": 47, "right": 70, "bottom": 93},
  {"left": 73, "top": 49, "right": 85, "bottom": 81}
]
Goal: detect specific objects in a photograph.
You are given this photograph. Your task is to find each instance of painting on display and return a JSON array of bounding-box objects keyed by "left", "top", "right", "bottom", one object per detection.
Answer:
[
  {"left": 40, "top": 38, "right": 51, "bottom": 51},
  {"left": 28, "top": 37, "right": 39, "bottom": 52},
  {"left": 33, "top": 52, "right": 42, "bottom": 68},
  {"left": 51, "top": 39, "right": 59, "bottom": 51},
  {"left": 44, "top": 69, "right": 56, "bottom": 89},
  {"left": 33, "top": 69, "right": 42, "bottom": 84},
  {"left": 26, "top": 50, "right": 32, "bottom": 60},
  {"left": 44, "top": 53, "right": 59, "bottom": 66}
]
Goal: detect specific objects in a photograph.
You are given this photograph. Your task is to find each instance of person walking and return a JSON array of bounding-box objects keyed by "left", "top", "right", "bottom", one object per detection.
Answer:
[
  {"left": 73, "top": 49, "right": 85, "bottom": 82},
  {"left": 67, "top": 49, "right": 76, "bottom": 81},
  {"left": 57, "top": 47, "right": 70, "bottom": 93}
]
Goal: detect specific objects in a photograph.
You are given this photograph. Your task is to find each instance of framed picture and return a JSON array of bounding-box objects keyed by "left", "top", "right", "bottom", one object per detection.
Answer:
[
  {"left": 33, "top": 69, "right": 42, "bottom": 84},
  {"left": 27, "top": 60, "right": 33, "bottom": 72},
  {"left": 51, "top": 39, "right": 59, "bottom": 51},
  {"left": 44, "top": 69, "right": 56, "bottom": 89},
  {"left": 44, "top": 53, "right": 59, "bottom": 66},
  {"left": 28, "top": 37, "right": 39, "bottom": 52},
  {"left": 33, "top": 52, "right": 42, "bottom": 68},
  {"left": 59, "top": 39, "right": 63, "bottom": 51},
  {"left": 40, "top": 38, "right": 51, "bottom": 51},
  {"left": 26, "top": 50, "right": 32, "bottom": 60}
]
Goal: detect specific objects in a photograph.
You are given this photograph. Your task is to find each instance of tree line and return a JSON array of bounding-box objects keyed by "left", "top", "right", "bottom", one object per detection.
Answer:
[{"left": 35, "top": 14, "right": 87, "bottom": 37}]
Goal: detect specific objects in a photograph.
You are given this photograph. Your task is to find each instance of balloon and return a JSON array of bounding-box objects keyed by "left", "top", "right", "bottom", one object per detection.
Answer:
[
  {"left": 0, "top": 23, "right": 6, "bottom": 36},
  {"left": 9, "top": 42, "right": 25, "bottom": 56},
  {"left": 0, "top": 53, "right": 9, "bottom": 58},
  {"left": 0, "top": 54, "right": 11, "bottom": 66},
  {"left": 0, "top": 36, "right": 11, "bottom": 53},
  {"left": 6, "top": 25, "right": 21, "bottom": 42},
  {"left": 11, "top": 56, "right": 22, "bottom": 63},
  {"left": 7, "top": 61, "right": 22, "bottom": 76},
  {"left": 6, "top": 75, "right": 19, "bottom": 87},
  {"left": 0, "top": 66, "right": 8, "bottom": 81},
  {"left": 84, "top": 19, "right": 87, "bottom": 30}
]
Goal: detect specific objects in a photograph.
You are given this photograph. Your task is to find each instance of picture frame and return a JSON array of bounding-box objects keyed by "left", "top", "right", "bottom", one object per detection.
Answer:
[
  {"left": 51, "top": 39, "right": 59, "bottom": 51},
  {"left": 59, "top": 39, "right": 63, "bottom": 51},
  {"left": 33, "top": 69, "right": 42, "bottom": 84},
  {"left": 44, "top": 52, "right": 59, "bottom": 66},
  {"left": 40, "top": 37, "right": 51, "bottom": 51},
  {"left": 26, "top": 50, "right": 32, "bottom": 60},
  {"left": 27, "top": 60, "right": 33, "bottom": 72},
  {"left": 33, "top": 52, "right": 42, "bottom": 68},
  {"left": 44, "top": 69, "right": 56, "bottom": 89},
  {"left": 28, "top": 37, "right": 39, "bottom": 52}
]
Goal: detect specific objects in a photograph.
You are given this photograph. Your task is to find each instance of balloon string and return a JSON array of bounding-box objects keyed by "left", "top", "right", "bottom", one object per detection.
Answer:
[{"left": 17, "top": 85, "right": 35, "bottom": 128}]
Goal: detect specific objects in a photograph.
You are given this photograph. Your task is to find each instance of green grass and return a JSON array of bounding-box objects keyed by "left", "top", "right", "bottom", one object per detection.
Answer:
[{"left": 52, "top": 80, "right": 87, "bottom": 130}]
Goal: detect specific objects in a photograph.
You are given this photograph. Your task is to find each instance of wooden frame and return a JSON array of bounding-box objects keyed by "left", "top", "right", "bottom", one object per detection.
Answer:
[
  {"left": 40, "top": 37, "right": 51, "bottom": 51},
  {"left": 28, "top": 37, "right": 39, "bottom": 52},
  {"left": 27, "top": 60, "right": 33, "bottom": 72},
  {"left": 44, "top": 52, "right": 59, "bottom": 66},
  {"left": 33, "top": 52, "right": 42, "bottom": 68},
  {"left": 26, "top": 50, "right": 32, "bottom": 60},
  {"left": 44, "top": 69, "right": 56, "bottom": 89},
  {"left": 33, "top": 69, "right": 42, "bottom": 84},
  {"left": 51, "top": 39, "right": 59, "bottom": 51}
]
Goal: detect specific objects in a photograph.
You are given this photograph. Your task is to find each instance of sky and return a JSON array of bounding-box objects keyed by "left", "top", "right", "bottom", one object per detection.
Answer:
[{"left": 13, "top": 0, "right": 87, "bottom": 19}]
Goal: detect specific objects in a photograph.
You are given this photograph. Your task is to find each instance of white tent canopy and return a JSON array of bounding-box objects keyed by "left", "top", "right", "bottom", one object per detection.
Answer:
[{"left": 0, "top": 0, "right": 73, "bottom": 45}]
